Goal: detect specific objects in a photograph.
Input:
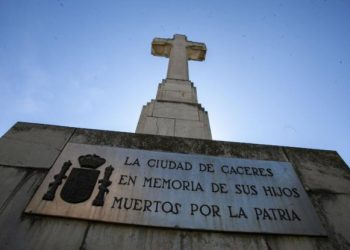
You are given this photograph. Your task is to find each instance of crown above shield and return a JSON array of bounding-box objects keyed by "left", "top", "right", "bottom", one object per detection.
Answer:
[{"left": 78, "top": 154, "right": 106, "bottom": 169}]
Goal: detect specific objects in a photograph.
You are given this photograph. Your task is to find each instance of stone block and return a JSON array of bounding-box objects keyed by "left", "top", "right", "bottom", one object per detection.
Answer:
[
  {"left": 157, "top": 88, "right": 196, "bottom": 103},
  {"left": 198, "top": 108, "right": 208, "bottom": 121},
  {"left": 136, "top": 116, "right": 175, "bottom": 137},
  {"left": 159, "top": 81, "right": 193, "bottom": 92},
  {"left": 153, "top": 102, "right": 199, "bottom": 120},
  {"left": 175, "top": 119, "right": 211, "bottom": 139},
  {"left": 141, "top": 101, "right": 155, "bottom": 117},
  {"left": 156, "top": 117, "right": 175, "bottom": 136},
  {"left": 0, "top": 122, "right": 75, "bottom": 169},
  {"left": 136, "top": 117, "right": 158, "bottom": 134},
  {"left": 136, "top": 100, "right": 212, "bottom": 139},
  {"left": 161, "top": 78, "right": 194, "bottom": 85}
]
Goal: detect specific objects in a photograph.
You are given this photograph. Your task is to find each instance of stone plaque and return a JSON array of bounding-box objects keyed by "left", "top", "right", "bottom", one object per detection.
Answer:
[{"left": 26, "top": 143, "right": 326, "bottom": 236}]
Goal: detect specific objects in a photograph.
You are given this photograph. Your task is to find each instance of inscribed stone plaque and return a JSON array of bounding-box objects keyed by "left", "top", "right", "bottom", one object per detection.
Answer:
[{"left": 26, "top": 143, "right": 326, "bottom": 236}]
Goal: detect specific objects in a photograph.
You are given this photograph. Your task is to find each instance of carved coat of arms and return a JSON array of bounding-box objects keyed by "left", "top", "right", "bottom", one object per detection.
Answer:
[{"left": 42, "top": 154, "right": 114, "bottom": 206}]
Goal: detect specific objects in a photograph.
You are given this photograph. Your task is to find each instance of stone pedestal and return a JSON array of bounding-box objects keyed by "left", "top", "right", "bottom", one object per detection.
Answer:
[
  {"left": 0, "top": 122, "right": 349, "bottom": 249},
  {"left": 136, "top": 78, "right": 211, "bottom": 139}
]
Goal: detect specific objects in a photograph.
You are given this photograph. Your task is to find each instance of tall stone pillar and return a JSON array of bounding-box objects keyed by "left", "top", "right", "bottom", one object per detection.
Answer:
[{"left": 136, "top": 34, "right": 212, "bottom": 140}]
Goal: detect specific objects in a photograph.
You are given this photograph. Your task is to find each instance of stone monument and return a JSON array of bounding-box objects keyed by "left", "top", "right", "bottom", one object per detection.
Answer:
[
  {"left": 0, "top": 34, "right": 349, "bottom": 250},
  {"left": 136, "top": 34, "right": 211, "bottom": 139}
]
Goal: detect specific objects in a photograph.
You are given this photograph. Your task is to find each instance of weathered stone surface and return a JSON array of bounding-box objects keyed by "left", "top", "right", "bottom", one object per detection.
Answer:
[
  {"left": 279, "top": 147, "right": 350, "bottom": 249},
  {"left": 70, "top": 128, "right": 287, "bottom": 162},
  {"left": 156, "top": 79, "right": 198, "bottom": 104},
  {"left": 0, "top": 168, "right": 88, "bottom": 250},
  {"left": 136, "top": 116, "right": 158, "bottom": 134},
  {"left": 185, "top": 232, "right": 268, "bottom": 250},
  {"left": 175, "top": 115, "right": 211, "bottom": 139},
  {"left": 83, "top": 224, "right": 182, "bottom": 250},
  {"left": 265, "top": 235, "right": 331, "bottom": 250},
  {"left": 136, "top": 100, "right": 212, "bottom": 139},
  {"left": 156, "top": 117, "right": 175, "bottom": 136},
  {"left": 83, "top": 223, "right": 271, "bottom": 250},
  {"left": 0, "top": 165, "right": 27, "bottom": 207},
  {"left": 0, "top": 122, "right": 349, "bottom": 249},
  {"left": 139, "top": 101, "right": 155, "bottom": 116},
  {"left": 314, "top": 194, "right": 350, "bottom": 249},
  {"left": 0, "top": 122, "right": 75, "bottom": 168},
  {"left": 283, "top": 147, "right": 350, "bottom": 194},
  {"left": 153, "top": 101, "right": 200, "bottom": 120}
]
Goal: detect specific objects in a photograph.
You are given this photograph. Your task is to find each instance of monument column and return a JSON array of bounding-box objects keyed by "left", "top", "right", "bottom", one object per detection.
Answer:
[{"left": 136, "top": 34, "right": 212, "bottom": 140}]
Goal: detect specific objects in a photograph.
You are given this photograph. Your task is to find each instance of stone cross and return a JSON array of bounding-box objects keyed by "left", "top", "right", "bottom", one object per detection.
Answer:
[{"left": 152, "top": 34, "right": 206, "bottom": 81}]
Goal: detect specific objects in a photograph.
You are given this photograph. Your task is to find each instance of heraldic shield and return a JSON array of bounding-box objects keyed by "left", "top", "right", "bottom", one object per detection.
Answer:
[
  {"left": 60, "top": 168, "right": 100, "bottom": 203},
  {"left": 60, "top": 154, "right": 106, "bottom": 203},
  {"left": 42, "top": 153, "right": 114, "bottom": 206}
]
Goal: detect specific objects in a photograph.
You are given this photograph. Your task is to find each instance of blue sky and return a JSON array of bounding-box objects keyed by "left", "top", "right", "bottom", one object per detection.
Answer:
[{"left": 0, "top": 0, "right": 349, "bottom": 166}]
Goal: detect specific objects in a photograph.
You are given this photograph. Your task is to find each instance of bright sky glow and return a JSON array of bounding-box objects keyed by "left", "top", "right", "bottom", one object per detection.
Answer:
[{"left": 0, "top": 1, "right": 349, "bottom": 166}]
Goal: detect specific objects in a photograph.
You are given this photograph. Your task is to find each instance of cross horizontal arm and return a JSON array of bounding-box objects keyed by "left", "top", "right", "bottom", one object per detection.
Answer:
[
  {"left": 187, "top": 43, "right": 206, "bottom": 61},
  {"left": 152, "top": 38, "right": 172, "bottom": 58},
  {"left": 151, "top": 37, "right": 207, "bottom": 61}
]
